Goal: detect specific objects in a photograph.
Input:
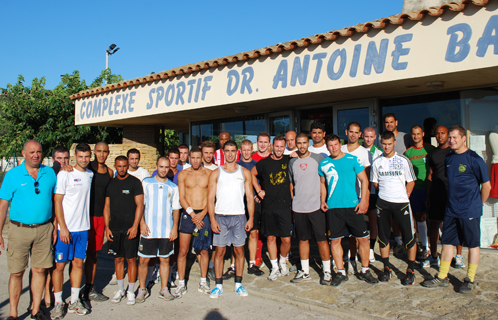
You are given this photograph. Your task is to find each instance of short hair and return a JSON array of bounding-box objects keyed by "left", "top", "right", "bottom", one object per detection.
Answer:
[
  {"left": 156, "top": 156, "right": 169, "bottom": 165},
  {"left": 296, "top": 133, "right": 309, "bottom": 140},
  {"left": 273, "top": 134, "right": 286, "bottom": 144},
  {"left": 257, "top": 132, "right": 270, "bottom": 141},
  {"left": 223, "top": 140, "right": 238, "bottom": 150},
  {"left": 115, "top": 155, "right": 128, "bottom": 163},
  {"left": 52, "top": 146, "right": 69, "bottom": 158},
  {"left": 423, "top": 117, "right": 437, "bottom": 130},
  {"left": 75, "top": 143, "right": 91, "bottom": 154},
  {"left": 190, "top": 146, "right": 202, "bottom": 155},
  {"left": 347, "top": 122, "right": 361, "bottom": 131},
  {"left": 310, "top": 121, "right": 326, "bottom": 132},
  {"left": 127, "top": 148, "right": 141, "bottom": 158},
  {"left": 448, "top": 125, "right": 466, "bottom": 138},
  {"left": 240, "top": 139, "right": 253, "bottom": 147},
  {"left": 178, "top": 144, "right": 189, "bottom": 150},
  {"left": 380, "top": 131, "right": 395, "bottom": 141},
  {"left": 324, "top": 134, "right": 341, "bottom": 145},
  {"left": 201, "top": 140, "right": 216, "bottom": 151},
  {"left": 411, "top": 125, "right": 423, "bottom": 132},
  {"left": 219, "top": 131, "right": 231, "bottom": 138},
  {"left": 383, "top": 113, "right": 397, "bottom": 122},
  {"left": 168, "top": 148, "right": 180, "bottom": 156}
]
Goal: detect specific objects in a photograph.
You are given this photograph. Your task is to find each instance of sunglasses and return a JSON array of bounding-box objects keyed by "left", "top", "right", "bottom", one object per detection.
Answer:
[{"left": 34, "top": 181, "right": 40, "bottom": 195}]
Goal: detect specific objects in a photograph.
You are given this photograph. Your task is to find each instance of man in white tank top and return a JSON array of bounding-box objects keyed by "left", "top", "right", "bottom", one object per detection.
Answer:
[{"left": 207, "top": 140, "right": 254, "bottom": 299}]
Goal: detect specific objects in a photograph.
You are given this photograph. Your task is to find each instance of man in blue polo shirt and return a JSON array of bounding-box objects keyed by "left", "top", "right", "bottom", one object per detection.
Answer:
[{"left": 0, "top": 140, "right": 57, "bottom": 320}]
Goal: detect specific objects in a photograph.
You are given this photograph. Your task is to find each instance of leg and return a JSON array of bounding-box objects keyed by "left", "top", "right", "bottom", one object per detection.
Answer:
[
  {"left": 317, "top": 240, "right": 330, "bottom": 262},
  {"left": 267, "top": 236, "right": 278, "bottom": 261},
  {"left": 115, "top": 257, "right": 125, "bottom": 280},
  {"left": 69, "top": 258, "right": 84, "bottom": 289},
  {"left": 429, "top": 220, "right": 442, "bottom": 258},
  {"left": 330, "top": 239, "right": 344, "bottom": 270},
  {"left": 84, "top": 250, "right": 98, "bottom": 286},
  {"left": 214, "top": 246, "right": 227, "bottom": 279},
  {"left": 177, "top": 233, "right": 192, "bottom": 281},
  {"left": 279, "top": 237, "right": 291, "bottom": 259},
  {"left": 198, "top": 250, "right": 209, "bottom": 278},
  {"left": 299, "top": 240, "right": 310, "bottom": 261},
  {"left": 456, "top": 245, "right": 463, "bottom": 256},
  {"left": 468, "top": 246, "right": 480, "bottom": 265},
  {"left": 44, "top": 266, "right": 54, "bottom": 306},
  {"left": 30, "top": 267, "right": 46, "bottom": 316},
  {"left": 138, "top": 257, "right": 150, "bottom": 289},
  {"left": 248, "top": 230, "right": 258, "bottom": 262},
  {"left": 52, "top": 262, "right": 67, "bottom": 295},
  {"left": 158, "top": 257, "right": 170, "bottom": 290},
  {"left": 349, "top": 237, "right": 357, "bottom": 260},
  {"left": 126, "top": 257, "right": 137, "bottom": 284},
  {"left": 8, "top": 271, "right": 25, "bottom": 318},
  {"left": 368, "top": 209, "right": 378, "bottom": 241},
  {"left": 357, "top": 237, "right": 370, "bottom": 268},
  {"left": 233, "top": 246, "right": 245, "bottom": 278}
]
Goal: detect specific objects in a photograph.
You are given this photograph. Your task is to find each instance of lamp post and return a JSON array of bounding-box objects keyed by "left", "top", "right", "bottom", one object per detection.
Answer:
[{"left": 106, "top": 44, "right": 120, "bottom": 70}]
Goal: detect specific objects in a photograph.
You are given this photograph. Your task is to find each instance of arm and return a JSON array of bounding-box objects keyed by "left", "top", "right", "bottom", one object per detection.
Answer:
[
  {"left": 207, "top": 170, "right": 220, "bottom": 233},
  {"left": 289, "top": 183, "right": 294, "bottom": 199},
  {"left": 320, "top": 176, "right": 328, "bottom": 212},
  {"left": 243, "top": 168, "right": 255, "bottom": 231},
  {"left": 481, "top": 181, "right": 491, "bottom": 204},
  {"left": 354, "top": 171, "right": 369, "bottom": 214},
  {"left": 128, "top": 194, "right": 144, "bottom": 240},
  {"left": 425, "top": 167, "right": 433, "bottom": 208},
  {"left": 251, "top": 166, "right": 265, "bottom": 200},
  {"left": 54, "top": 193, "right": 70, "bottom": 244},
  {"left": 169, "top": 209, "right": 180, "bottom": 241},
  {"left": 104, "top": 197, "right": 113, "bottom": 241},
  {"left": 405, "top": 181, "right": 415, "bottom": 198},
  {"left": 0, "top": 199, "right": 9, "bottom": 252}
]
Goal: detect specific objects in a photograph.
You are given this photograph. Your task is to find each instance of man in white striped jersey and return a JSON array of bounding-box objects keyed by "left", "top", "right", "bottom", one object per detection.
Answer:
[{"left": 136, "top": 156, "right": 181, "bottom": 302}]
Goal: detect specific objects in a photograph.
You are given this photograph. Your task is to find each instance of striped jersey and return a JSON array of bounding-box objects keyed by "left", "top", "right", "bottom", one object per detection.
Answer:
[
  {"left": 142, "top": 177, "right": 182, "bottom": 239},
  {"left": 213, "top": 149, "right": 241, "bottom": 165}
]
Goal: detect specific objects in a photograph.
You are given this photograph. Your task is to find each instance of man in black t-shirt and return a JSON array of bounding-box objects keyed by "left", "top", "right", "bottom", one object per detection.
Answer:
[
  {"left": 251, "top": 135, "right": 292, "bottom": 281},
  {"left": 104, "top": 156, "right": 144, "bottom": 305}
]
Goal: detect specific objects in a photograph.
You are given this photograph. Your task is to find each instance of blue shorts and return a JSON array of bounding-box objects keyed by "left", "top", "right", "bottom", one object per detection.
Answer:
[
  {"left": 192, "top": 219, "right": 212, "bottom": 253},
  {"left": 179, "top": 209, "right": 204, "bottom": 234},
  {"left": 55, "top": 230, "right": 88, "bottom": 263},
  {"left": 409, "top": 189, "right": 427, "bottom": 213},
  {"left": 441, "top": 215, "right": 480, "bottom": 248}
]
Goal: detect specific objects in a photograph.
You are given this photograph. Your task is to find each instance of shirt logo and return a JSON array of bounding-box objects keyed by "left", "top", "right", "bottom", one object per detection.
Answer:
[
  {"left": 122, "top": 190, "right": 130, "bottom": 194},
  {"left": 458, "top": 164, "right": 467, "bottom": 173},
  {"left": 300, "top": 163, "right": 308, "bottom": 171},
  {"left": 282, "top": 164, "right": 287, "bottom": 170},
  {"left": 404, "top": 210, "right": 409, "bottom": 215},
  {"left": 74, "top": 179, "right": 81, "bottom": 182},
  {"left": 21, "top": 183, "right": 27, "bottom": 186}
]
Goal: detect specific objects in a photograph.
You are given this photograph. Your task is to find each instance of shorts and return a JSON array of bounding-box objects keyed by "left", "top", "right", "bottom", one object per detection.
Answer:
[
  {"left": 107, "top": 229, "right": 139, "bottom": 259},
  {"left": 7, "top": 221, "right": 53, "bottom": 274},
  {"left": 55, "top": 230, "right": 89, "bottom": 263},
  {"left": 179, "top": 209, "right": 203, "bottom": 234},
  {"left": 192, "top": 219, "right": 212, "bottom": 252},
  {"left": 293, "top": 210, "right": 327, "bottom": 242},
  {"left": 246, "top": 201, "right": 262, "bottom": 231},
  {"left": 428, "top": 191, "right": 447, "bottom": 222},
  {"left": 88, "top": 216, "right": 105, "bottom": 252},
  {"left": 441, "top": 215, "right": 480, "bottom": 248},
  {"left": 369, "top": 194, "right": 378, "bottom": 211},
  {"left": 376, "top": 198, "right": 416, "bottom": 249},
  {"left": 213, "top": 214, "right": 247, "bottom": 247},
  {"left": 262, "top": 208, "right": 292, "bottom": 238},
  {"left": 326, "top": 208, "right": 369, "bottom": 240},
  {"left": 409, "top": 189, "right": 427, "bottom": 213},
  {"left": 138, "top": 237, "right": 174, "bottom": 258}
]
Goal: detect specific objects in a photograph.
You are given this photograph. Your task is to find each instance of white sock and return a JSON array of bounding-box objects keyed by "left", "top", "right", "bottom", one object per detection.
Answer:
[
  {"left": 55, "top": 291, "right": 63, "bottom": 304},
  {"left": 117, "top": 279, "right": 124, "bottom": 293},
  {"left": 70, "top": 287, "right": 80, "bottom": 304},
  {"left": 338, "top": 269, "right": 346, "bottom": 276},
  {"left": 271, "top": 259, "right": 278, "bottom": 270},
  {"left": 395, "top": 236, "right": 402, "bottom": 245},
  {"left": 361, "top": 266, "right": 369, "bottom": 273},
  {"left": 249, "top": 260, "right": 256, "bottom": 267},
  {"left": 231, "top": 263, "right": 235, "bottom": 270},
  {"left": 417, "top": 221, "right": 428, "bottom": 249},
  {"left": 146, "top": 266, "right": 154, "bottom": 283},
  {"left": 200, "top": 277, "right": 206, "bottom": 284},
  {"left": 322, "top": 260, "right": 331, "bottom": 273},
  {"left": 235, "top": 282, "right": 241, "bottom": 290},
  {"left": 279, "top": 255, "right": 287, "bottom": 266},
  {"left": 179, "top": 280, "right": 185, "bottom": 287},
  {"left": 301, "top": 259, "right": 310, "bottom": 274},
  {"left": 209, "top": 261, "right": 214, "bottom": 269},
  {"left": 128, "top": 282, "right": 135, "bottom": 293}
]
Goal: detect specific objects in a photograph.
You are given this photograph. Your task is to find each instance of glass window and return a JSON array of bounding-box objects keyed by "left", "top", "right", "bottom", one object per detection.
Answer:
[
  {"left": 269, "top": 115, "right": 290, "bottom": 137},
  {"left": 337, "top": 108, "right": 369, "bottom": 142},
  {"left": 299, "top": 107, "right": 332, "bottom": 135}
]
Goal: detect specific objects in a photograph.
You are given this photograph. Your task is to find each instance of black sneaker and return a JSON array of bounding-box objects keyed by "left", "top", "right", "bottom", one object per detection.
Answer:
[
  {"left": 7, "top": 317, "right": 17, "bottom": 320},
  {"left": 30, "top": 310, "right": 48, "bottom": 320},
  {"left": 421, "top": 274, "right": 450, "bottom": 288},
  {"left": 357, "top": 269, "right": 379, "bottom": 284},
  {"left": 208, "top": 268, "right": 216, "bottom": 281},
  {"left": 379, "top": 266, "right": 392, "bottom": 282},
  {"left": 459, "top": 277, "right": 476, "bottom": 294},
  {"left": 331, "top": 273, "right": 348, "bottom": 287},
  {"left": 88, "top": 288, "right": 109, "bottom": 302},
  {"left": 222, "top": 267, "right": 235, "bottom": 280},
  {"left": 401, "top": 268, "right": 415, "bottom": 286},
  {"left": 247, "top": 265, "right": 264, "bottom": 276}
]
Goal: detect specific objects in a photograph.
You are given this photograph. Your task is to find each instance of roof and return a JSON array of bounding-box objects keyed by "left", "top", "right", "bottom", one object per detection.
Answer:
[{"left": 70, "top": 0, "right": 489, "bottom": 100}]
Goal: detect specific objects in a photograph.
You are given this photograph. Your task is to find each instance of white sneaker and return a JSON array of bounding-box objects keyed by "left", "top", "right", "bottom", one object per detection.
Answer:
[
  {"left": 369, "top": 249, "right": 376, "bottom": 263},
  {"left": 268, "top": 268, "right": 280, "bottom": 281},
  {"left": 111, "top": 290, "right": 124, "bottom": 303},
  {"left": 279, "top": 262, "right": 289, "bottom": 276},
  {"left": 126, "top": 291, "right": 136, "bottom": 305},
  {"left": 109, "top": 273, "right": 118, "bottom": 285}
]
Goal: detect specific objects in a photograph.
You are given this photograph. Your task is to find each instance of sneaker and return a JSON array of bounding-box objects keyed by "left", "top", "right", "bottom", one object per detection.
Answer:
[
  {"left": 31, "top": 310, "right": 48, "bottom": 320},
  {"left": 279, "top": 262, "right": 289, "bottom": 276},
  {"left": 459, "top": 277, "right": 475, "bottom": 294},
  {"left": 290, "top": 270, "right": 311, "bottom": 283},
  {"left": 198, "top": 282, "right": 211, "bottom": 294},
  {"left": 331, "top": 273, "right": 348, "bottom": 287},
  {"left": 255, "top": 258, "right": 264, "bottom": 268},
  {"left": 111, "top": 290, "right": 124, "bottom": 303},
  {"left": 67, "top": 300, "right": 89, "bottom": 316},
  {"left": 207, "top": 268, "right": 216, "bottom": 281},
  {"left": 401, "top": 268, "right": 415, "bottom": 286},
  {"left": 420, "top": 259, "right": 430, "bottom": 268},
  {"left": 126, "top": 291, "right": 135, "bottom": 305},
  {"left": 393, "top": 243, "right": 405, "bottom": 255},
  {"left": 247, "top": 265, "right": 264, "bottom": 276},
  {"left": 379, "top": 266, "right": 392, "bottom": 282},
  {"left": 369, "top": 249, "right": 376, "bottom": 263},
  {"left": 455, "top": 255, "right": 465, "bottom": 269},
  {"left": 135, "top": 289, "right": 149, "bottom": 303},
  {"left": 347, "top": 260, "right": 357, "bottom": 275},
  {"left": 159, "top": 288, "right": 175, "bottom": 301},
  {"left": 235, "top": 285, "right": 248, "bottom": 297},
  {"left": 320, "top": 271, "right": 332, "bottom": 286},
  {"left": 172, "top": 285, "right": 187, "bottom": 298},
  {"left": 87, "top": 288, "right": 109, "bottom": 302},
  {"left": 421, "top": 275, "right": 450, "bottom": 288},
  {"left": 429, "top": 255, "right": 440, "bottom": 267},
  {"left": 209, "top": 287, "right": 223, "bottom": 299},
  {"left": 267, "top": 268, "right": 280, "bottom": 281},
  {"left": 50, "top": 303, "right": 65, "bottom": 320},
  {"left": 222, "top": 267, "right": 235, "bottom": 280},
  {"left": 417, "top": 247, "right": 429, "bottom": 261},
  {"left": 109, "top": 273, "right": 117, "bottom": 285},
  {"left": 357, "top": 269, "right": 379, "bottom": 284}
]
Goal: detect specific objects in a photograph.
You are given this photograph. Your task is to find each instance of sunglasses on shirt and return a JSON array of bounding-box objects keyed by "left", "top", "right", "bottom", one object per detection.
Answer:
[{"left": 34, "top": 181, "right": 40, "bottom": 195}]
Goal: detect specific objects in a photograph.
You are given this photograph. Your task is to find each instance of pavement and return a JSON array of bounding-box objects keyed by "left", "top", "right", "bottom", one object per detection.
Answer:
[{"left": 1, "top": 227, "right": 498, "bottom": 320}]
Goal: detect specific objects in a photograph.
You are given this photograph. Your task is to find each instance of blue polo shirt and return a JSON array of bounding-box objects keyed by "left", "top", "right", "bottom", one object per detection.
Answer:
[{"left": 0, "top": 162, "right": 57, "bottom": 224}]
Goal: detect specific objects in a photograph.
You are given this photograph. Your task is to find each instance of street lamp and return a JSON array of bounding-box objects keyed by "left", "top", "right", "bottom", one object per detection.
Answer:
[{"left": 106, "top": 44, "right": 120, "bottom": 70}]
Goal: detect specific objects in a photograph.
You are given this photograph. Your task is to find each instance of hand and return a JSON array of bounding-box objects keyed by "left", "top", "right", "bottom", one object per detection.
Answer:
[
  {"left": 59, "top": 227, "right": 71, "bottom": 244},
  {"left": 245, "top": 219, "right": 254, "bottom": 232},
  {"left": 106, "top": 227, "right": 114, "bottom": 242},
  {"left": 321, "top": 202, "right": 328, "bottom": 212},
  {"left": 52, "top": 228, "right": 58, "bottom": 245},
  {"left": 191, "top": 213, "right": 204, "bottom": 228},
  {"left": 355, "top": 201, "right": 368, "bottom": 215},
  {"left": 169, "top": 229, "right": 178, "bottom": 242},
  {"left": 140, "top": 222, "right": 150, "bottom": 237},
  {"left": 61, "top": 165, "right": 74, "bottom": 172},
  {"left": 211, "top": 219, "right": 221, "bottom": 234},
  {"left": 127, "top": 226, "right": 138, "bottom": 240},
  {"left": 0, "top": 234, "right": 4, "bottom": 254},
  {"left": 254, "top": 195, "right": 261, "bottom": 204},
  {"left": 289, "top": 151, "right": 298, "bottom": 158},
  {"left": 257, "top": 190, "right": 265, "bottom": 200}
]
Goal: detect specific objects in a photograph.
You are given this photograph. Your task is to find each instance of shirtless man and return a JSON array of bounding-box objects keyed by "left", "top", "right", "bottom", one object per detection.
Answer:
[{"left": 174, "top": 147, "right": 212, "bottom": 297}]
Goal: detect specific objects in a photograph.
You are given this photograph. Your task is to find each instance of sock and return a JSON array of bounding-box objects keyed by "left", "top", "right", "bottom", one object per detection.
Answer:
[
  {"left": 128, "top": 282, "right": 135, "bottom": 293},
  {"left": 370, "top": 239, "right": 376, "bottom": 250},
  {"left": 467, "top": 263, "right": 478, "bottom": 282},
  {"left": 338, "top": 269, "right": 346, "bottom": 276},
  {"left": 209, "top": 261, "right": 214, "bottom": 269},
  {"left": 249, "top": 260, "right": 256, "bottom": 267},
  {"left": 271, "top": 259, "right": 278, "bottom": 270},
  {"left": 301, "top": 259, "right": 310, "bottom": 274},
  {"left": 70, "top": 287, "right": 80, "bottom": 304},
  {"left": 417, "top": 222, "right": 428, "bottom": 249},
  {"left": 279, "top": 255, "right": 287, "bottom": 266},
  {"left": 215, "top": 278, "right": 223, "bottom": 291},
  {"left": 234, "top": 276, "right": 242, "bottom": 286},
  {"left": 200, "top": 277, "right": 206, "bottom": 284},
  {"left": 179, "top": 280, "right": 185, "bottom": 287},
  {"left": 55, "top": 291, "right": 63, "bottom": 304},
  {"left": 322, "top": 260, "right": 331, "bottom": 273},
  {"left": 407, "top": 260, "right": 415, "bottom": 271},
  {"left": 381, "top": 256, "right": 389, "bottom": 268},
  {"left": 395, "top": 236, "right": 402, "bottom": 245},
  {"left": 146, "top": 266, "right": 154, "bottom": 284},
  {"left": 231, "top": 263, "right": 235, "bottom": 270},
  {"left": 361, "top": 266, "right": 369, "bottom": 273},
  {"left": 235, "top": 282, "right": 241, "bottom": 290},
  {"left": 438, "top": 260, "right": 451, "bottom": 279},
  {"left": 117, "top": 279, "right": 124, "bottom": 293}
]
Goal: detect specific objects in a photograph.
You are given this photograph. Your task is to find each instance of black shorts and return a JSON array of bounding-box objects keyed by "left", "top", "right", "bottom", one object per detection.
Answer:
[
  {"left": 369, "top": 194, "right": 378, "bottom": 211},
  {"left": 246, "top": 201, "right": 262, "bottom": 232},
  {"left": 441, "top": 215, "right": 480, "bottom": 248},
  {"left": 262, "top": 208, "right": 292, "bottom": 238},
  {"left": 326, "top": 208, "right": 369, "bottom": 240},
  {"left": 293, "top": 210, "right": 327, "bottom": 242},
  {"left": 376, "top": 198, "right": 416, "bottom": 249},
  {"left": 107, "top": 229, "right": 139, "bottom": 259},
  {"left": 138, "top": 237, "right": 174, "bottom": 258},
  {"left": 428, "top": 191, "right": 447, "bottom": 222},
  {"left": 179, "top": 209, "right": 203, "bottom": 234}
]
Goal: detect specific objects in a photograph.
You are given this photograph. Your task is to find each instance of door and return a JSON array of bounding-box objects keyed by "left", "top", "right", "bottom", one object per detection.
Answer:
[{"left": 333, "top": 99, "right": 378, "bottom": 142}]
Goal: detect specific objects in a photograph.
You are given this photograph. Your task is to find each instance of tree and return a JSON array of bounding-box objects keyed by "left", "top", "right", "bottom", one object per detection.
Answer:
[{"left": 0, "top": 69, "right": 123, "bottom": 158}]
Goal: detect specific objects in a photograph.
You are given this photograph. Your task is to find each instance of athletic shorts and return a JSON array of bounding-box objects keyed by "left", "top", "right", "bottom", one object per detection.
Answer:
[
  {"left": 326, "top": 208, "right": 369, "bottom": 240},
  {"left": 409, "top": 189, "right": 427, "bottom": 213},
  {"left": 246, "top": 201, "right": 262, "bottom": 231},
  {"left": 369, "top": 194, "right": 378, "bottom": 211},
  {"left": 441, "top": 215, "right": 480, "bottom": 248},
  {"left": 55, "top": 230, "right": 88, "bottom": 263},
  {"left": 262, "top": 208, "right": 292, "bottom": 238},
  {"left": 179, "top": 209, "right": 205, "bottom": 234},
  {"left": 192, "top": 219, "right": 212, "bottom": 252},
  {"left": 7, "top": 221, "right": 53, "bottom": 273},
  {"left": 138, "top": 237, "right": 174, "bottom": 258},
  {"left": 88, "top": 216, "right": 105, "bottom": 252},
  {"left": 428, "top": 191, "right": 447, "bottom": 222},
  {"left": 376, "top": 198, "right": 416, "bottom": 249},
  {"left": 213, "top": 214, "right": 247, "bottom": 247},
  {"left": 107, "top": 229, "right": 139, "bottom": 259},
  {"left": 293, "top": 210, "right": 327, "bottom": 242}
]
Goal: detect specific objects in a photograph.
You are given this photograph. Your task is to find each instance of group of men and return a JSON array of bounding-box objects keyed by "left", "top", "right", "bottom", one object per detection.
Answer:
[{"left": 0, "top": 112, "right": 490, "bottom": 319}]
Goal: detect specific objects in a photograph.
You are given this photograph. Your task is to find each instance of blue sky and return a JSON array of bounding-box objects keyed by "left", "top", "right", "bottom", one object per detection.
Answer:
[{"left": 0, "top": 1, "right": 403, "bottom": 90}]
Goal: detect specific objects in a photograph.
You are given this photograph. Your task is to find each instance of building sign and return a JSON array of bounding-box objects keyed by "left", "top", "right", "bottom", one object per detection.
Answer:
[{"left": 75, "top": 4, "right": 498, "bottom": 125}]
